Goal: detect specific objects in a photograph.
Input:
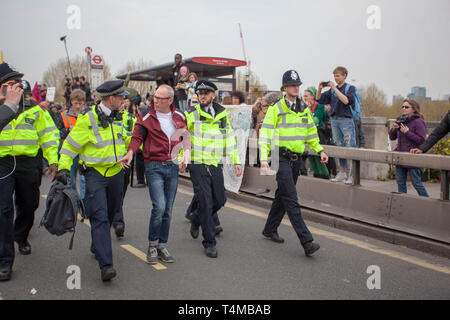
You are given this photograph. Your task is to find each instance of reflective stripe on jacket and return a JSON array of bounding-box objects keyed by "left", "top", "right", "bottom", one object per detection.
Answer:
[
  {"left": 259, "top": 97, "right": 324, "bottom": 161},
  {"left": 58, "top": 106, "right": 133, "bottom": 177},
  {"left": 0, "top": 104, "right": 60, "bottom": 164},
  {"left": 185, "top": 103, "right": 240, "bottom": 167}
]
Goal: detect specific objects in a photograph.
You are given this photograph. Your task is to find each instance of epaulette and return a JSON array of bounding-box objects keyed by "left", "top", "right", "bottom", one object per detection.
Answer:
[
  {"left": 271, "top": 98, "right": 282, "bottom": 106},
  {"left": 81, "top": 106, "right": 92, "bottom": 115},
  {"left": 186, "top": 106, "right": 197, "bottom": 114}
]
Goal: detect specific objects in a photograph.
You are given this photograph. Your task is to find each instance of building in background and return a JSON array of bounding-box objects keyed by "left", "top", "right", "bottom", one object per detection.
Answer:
[
  {"left": 393, "top": 95, "right": 404, "bottom": 104},
  {"left": 407, "top": 86, "right": 432, "bottom": 101}
]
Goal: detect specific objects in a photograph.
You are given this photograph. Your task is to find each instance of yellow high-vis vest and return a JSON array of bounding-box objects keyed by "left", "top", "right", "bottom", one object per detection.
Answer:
[
  {"left": 59, "top": 106, "right": 134, "bottom": 177},
  {"left": 185, "top": 103, "right": 240, "bottom": 167},
  {"left": 0, "top": 104, "right": 59, "bottom": 164},
  {"left": 259, "top": 97, "right": 324, "bottom": 161}
]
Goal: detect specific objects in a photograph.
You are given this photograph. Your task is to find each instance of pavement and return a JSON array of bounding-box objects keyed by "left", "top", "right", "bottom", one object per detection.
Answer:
[{"left": 0, "top": 176, "right": 449, "bottom": 300}]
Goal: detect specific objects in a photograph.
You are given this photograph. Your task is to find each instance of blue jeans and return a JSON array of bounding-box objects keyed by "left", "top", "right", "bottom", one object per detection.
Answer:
[
  {"left": 330, "top": 118, "right": 357, "bottom": 170},
  {"left": 145, "top": 162, "right": 179, "bottom": 248},
  {"left": 395, "top": 166, "right": 429, "bottom": 197},
  {"left": 70, "top": 156, "right": 85, "bottom": 199}
]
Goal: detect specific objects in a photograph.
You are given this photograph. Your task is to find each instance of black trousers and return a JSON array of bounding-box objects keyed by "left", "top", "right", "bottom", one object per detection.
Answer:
[
  {"left": 84, "top": 169, "right": 124, "bottom": 269},
  {"left": 188, "top": 164, "right": 226, "bottom": 248},
  {"left": 0, "top": 158, "right": 41, "bottom": 267},
  {"left": 263, "top": 156, "right": 313, "bottom": 245},
  {"left": 186, "top": 194, "right": 221, "bottom": 227}
]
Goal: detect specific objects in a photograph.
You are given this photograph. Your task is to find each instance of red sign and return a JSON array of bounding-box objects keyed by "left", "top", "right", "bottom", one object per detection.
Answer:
[
  {"left": 192, "top": 57, "right": 246, "bottom": 67},
  {"left": 85, "top": 46, "right": 92, "bottom": 55},
  {"left": 91, "top": 55, "right": 104, "bottom": 68}
]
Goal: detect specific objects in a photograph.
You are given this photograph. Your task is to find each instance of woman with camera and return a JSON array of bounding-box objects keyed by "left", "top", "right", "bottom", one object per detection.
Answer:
[{"left": 389, "top": 99, "right": 429, "bottom": 197}]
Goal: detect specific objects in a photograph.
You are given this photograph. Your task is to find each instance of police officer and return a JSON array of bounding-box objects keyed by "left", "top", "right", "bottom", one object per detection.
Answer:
[
  {"left": 184, "top": 80, "right": 242, "bottom": 258},
  {"left": 57, "top": 80, "right": 129, "bottom": 281},
  {"left": 259, "top": 70, "right": 328, "bottom": 257},
  {"left": 0, "top": 72, "right": 59, "bottom": 281}
]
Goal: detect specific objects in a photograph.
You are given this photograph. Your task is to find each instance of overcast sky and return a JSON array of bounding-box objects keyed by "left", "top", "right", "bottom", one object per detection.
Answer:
[{"left": 1, "top": 0, "right": 449, "bottom": 101}]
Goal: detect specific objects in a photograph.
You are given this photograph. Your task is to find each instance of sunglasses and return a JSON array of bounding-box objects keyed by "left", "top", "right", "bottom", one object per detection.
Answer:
[{"left": 401, "top": 106, "right": 411, "bottom": 109}]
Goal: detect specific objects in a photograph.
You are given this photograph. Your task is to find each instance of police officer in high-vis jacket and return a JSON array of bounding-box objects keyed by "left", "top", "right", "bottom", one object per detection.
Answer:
[
  {"left": 0, "top": 72, "right": 60, "bottom": 282},
  {"left": 259, "top": 70, "right": 328, "bottom": 257},
  {"left": 184, "top": 80, "right": 242, "bottom": 258},
  {"left": 57, "top": 80, "right": 130, "bottom": 282}
]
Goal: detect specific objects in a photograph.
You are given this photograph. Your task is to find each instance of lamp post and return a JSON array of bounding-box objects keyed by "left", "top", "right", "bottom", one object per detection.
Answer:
[{"left": 60, "top": 35, "right": 74, "bottom": 80}]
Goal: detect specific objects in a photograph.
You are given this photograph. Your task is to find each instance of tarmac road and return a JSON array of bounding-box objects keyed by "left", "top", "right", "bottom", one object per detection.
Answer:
[{"left": 0, "top": 176, "right": 449, "bottom": 300}]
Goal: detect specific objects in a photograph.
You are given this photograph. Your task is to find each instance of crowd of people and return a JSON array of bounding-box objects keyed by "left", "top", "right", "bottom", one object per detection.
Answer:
[{"left": 0, "top": 58, "right": 448, "bottom": 283}]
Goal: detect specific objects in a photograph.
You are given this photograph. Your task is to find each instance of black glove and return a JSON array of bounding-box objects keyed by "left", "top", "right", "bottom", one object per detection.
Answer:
[{"left": 56, "top": 169, "right": 70, "bottom": 185}]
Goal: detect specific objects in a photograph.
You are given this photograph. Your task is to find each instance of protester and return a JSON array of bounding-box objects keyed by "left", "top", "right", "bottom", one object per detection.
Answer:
[
  {"left": 231, "top": 91, "right": 246, "bottom": 105},
  {"left": 304, "top": 87, "right": 330, "bottom": 179},
  {"left": 221, "top": 96, "right": 232, "bottom": 105},
  {"left": 316, "top": 66, "right": 357, "bottom": 184},
  {"left": 186, "top": 72, "right": 198, "bottom": 108},
  {"left": 171, "top": 53, "right": 185, "bottom": 109},
  {"left": 389, "top": 99, "right": 429, "bottom": 197},
  {"left": 120, "top": 84, "right": 189, "bottom": 264},
  {"left": 80, "top": 76, "right": 91, "bottom": 103},
  {"left": 252, "top": 92, "right": 282, "bottom": 139},
  {"left": 175, "top": 66, "right": 189, "bottom": 112}
]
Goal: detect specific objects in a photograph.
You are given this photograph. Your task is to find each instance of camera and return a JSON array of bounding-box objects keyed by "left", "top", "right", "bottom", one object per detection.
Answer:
[
  {"left": 321, "top": 81, "right": 330, "bottom": 87},
  {"left": 395, "top": 115, "right": 408, "bottom": 125}
]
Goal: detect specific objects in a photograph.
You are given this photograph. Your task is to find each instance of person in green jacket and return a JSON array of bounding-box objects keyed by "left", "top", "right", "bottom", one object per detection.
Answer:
[{"left": 304, "top": 87, "right": 330, "bottom": 179}]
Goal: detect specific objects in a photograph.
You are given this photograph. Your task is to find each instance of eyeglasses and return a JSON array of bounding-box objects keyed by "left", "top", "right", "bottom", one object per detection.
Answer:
[
  {"left": 402, "top": 106, "right": 411, "bottom": 109},
  {"left": 154, "top": 96, "right": 170, "bottom": 100}
]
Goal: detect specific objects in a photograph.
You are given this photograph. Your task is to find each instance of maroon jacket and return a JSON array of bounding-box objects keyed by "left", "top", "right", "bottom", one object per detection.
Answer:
[{"left": 129, "top": 105, "right": 189, "bottom": 162}]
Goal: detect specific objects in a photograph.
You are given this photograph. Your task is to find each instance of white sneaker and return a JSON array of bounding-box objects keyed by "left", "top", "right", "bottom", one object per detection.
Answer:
[
  {"left": 344, "top": 176, "right": 353, "bottom": 185},
  {"left": 331, "top": 172, "right": 347, "bottom": 182}
]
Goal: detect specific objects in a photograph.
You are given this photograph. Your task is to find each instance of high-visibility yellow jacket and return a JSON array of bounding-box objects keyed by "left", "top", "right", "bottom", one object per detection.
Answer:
[
  {"left": 58, "top": 105, "right": 135, "bottom": 177},
  {"left": 185, "top": 103, "right": 240, "bottom": 167},
  {"left": 0, "top": 104, "right": 59, "bottom": 164},
  {"left": 259, "top": 97, "right": 324, "bottom": 161}
]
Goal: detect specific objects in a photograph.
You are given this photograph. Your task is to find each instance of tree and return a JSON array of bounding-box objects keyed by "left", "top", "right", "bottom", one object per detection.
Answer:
[
  {"left": 117, "top": 59, "right": 155, "bottom": 99},
  {"left": 358, "top": 83, "right": 389, "bottom": 117},
  {"left": 42, "top": 55, "right": 111, "bottom": 104}
]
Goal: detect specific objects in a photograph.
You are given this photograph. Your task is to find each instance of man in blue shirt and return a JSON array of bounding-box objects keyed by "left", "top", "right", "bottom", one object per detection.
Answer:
[{"left": 316, "top": 66, "right": 356, "bottom": 184}]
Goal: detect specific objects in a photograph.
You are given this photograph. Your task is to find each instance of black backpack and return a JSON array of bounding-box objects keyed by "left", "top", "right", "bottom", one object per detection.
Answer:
[{"left": 40, "top": 181, "right": 86, "bottom": 250}]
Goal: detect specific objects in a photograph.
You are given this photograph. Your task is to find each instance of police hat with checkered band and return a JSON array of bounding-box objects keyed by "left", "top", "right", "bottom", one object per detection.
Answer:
[
  {"left": 195, "top": 80, "right": 218, "bottom": 95},
  {"left": 95, "top": 80, "right": 129, "bottom": 98}
]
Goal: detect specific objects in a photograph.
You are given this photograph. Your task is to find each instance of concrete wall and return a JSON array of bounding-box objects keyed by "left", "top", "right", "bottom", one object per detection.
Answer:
[{"left": 360, "top": 117, "right": 390, "bottom": 179}]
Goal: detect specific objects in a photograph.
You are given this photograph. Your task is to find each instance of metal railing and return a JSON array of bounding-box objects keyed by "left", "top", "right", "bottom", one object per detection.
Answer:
[{"left": 307, "top": 145, "right": 450, "bottom": 200}]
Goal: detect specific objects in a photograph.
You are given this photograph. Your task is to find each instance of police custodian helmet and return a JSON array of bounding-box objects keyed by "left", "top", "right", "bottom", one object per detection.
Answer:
[{"left": 282, "top": 70, "right": 303, "bottom": 87}]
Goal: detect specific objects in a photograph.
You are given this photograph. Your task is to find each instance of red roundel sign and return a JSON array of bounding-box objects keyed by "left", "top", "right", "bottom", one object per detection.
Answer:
[{"left": 91, "top": 55, "right": 104, "bottom": 68}]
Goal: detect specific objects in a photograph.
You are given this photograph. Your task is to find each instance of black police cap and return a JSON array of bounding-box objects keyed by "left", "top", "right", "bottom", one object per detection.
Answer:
[
  {"left": 195, "top": 80, "right": 218, "bottom": 94},
  {"left": 95, "top": 80, "right": 129, "bottom": 98}
]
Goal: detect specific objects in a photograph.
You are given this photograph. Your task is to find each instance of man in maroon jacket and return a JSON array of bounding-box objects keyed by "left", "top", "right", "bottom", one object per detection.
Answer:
[{"left": 119, "top": 84, "right": 190, "bottom": 264}]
